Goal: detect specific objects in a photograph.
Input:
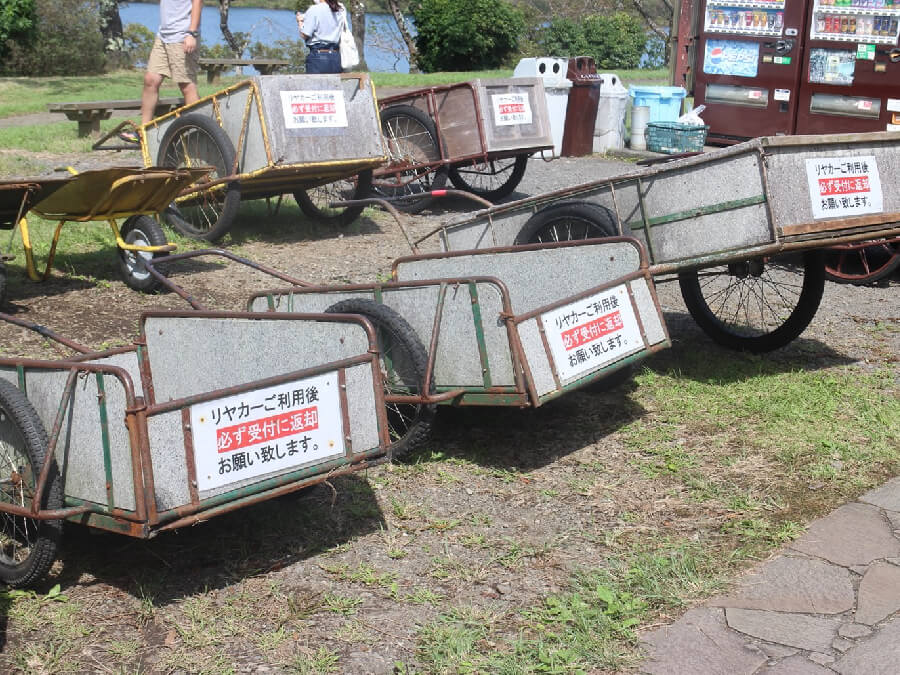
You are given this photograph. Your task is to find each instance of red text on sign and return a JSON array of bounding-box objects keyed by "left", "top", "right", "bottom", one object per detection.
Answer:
[
  {"left": 818, "top": 176, "right": 870, "bottom": 196},
  {"left": 217, "top": 406, "right": 319, "bottom": 453},
  {"left": 561, "top": 311, "right": 623, "bottom": 351},
  {"left": 291, "top": 102, "right": 336, "bottom": 115}
]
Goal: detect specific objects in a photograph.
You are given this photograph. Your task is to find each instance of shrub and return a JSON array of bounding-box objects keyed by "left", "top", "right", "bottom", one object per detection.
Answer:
[
  {"left": 122, "top": 22, "right": 155, "bottom": 69},
  {"left": 411, "top": 0, "right": 525, "bottom": 72},
  {"left": 533, "top": 11, "right": 651, "bottom": 70},
  {"left": 1, "top": 0, "right": 105, "bottom": 75},
  {"left": 0, "top": 0, "right": 36, "bottom": 59},
  {"left": 249, "top": 39, "right": 307, "bottom": 74}
]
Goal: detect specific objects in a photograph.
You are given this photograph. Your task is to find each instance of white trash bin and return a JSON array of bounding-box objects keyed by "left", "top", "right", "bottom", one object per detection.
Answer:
[
  {"left": 513, "top": 57, "right": 571, "bottom": 157},
  {"left": 594, "top": 72, "right": 628, "bottom": 153}
]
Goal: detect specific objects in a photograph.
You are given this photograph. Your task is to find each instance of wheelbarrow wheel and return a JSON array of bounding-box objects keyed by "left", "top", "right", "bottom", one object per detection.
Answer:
[
  {"left": 514, "top": 201, "right": 618, "bottom": 244},
  {"left": 324, "top": 299, "right": 435, "bottom": 459},
  {"left": 371, "top": 105, "right": 447, "bottom": 214},
  {"left": 449, "top": 155, "right": 528, "bottom": 202},
  {"left": 294, "top": 170, "right": 374, "bottom": 226},
  {"left": 0, "top": 379, "right": 62, "bottom": 588},
  {"left": 678, "top": 250, "right": 826, "bottom": 353},
  {"left": 157, "top": 113, "right": 240, "bottom": 242},
  {"left": 117, "top": 215, "right": 167, "bottom": 293},
  {"left": 823, "top": 239, "right": 900, "bottom": 285}
]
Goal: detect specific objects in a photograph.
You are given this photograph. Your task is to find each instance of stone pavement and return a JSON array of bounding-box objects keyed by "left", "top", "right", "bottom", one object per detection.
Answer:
[{"left": 639, "top": 477, "right": 900, "bottom": 674}]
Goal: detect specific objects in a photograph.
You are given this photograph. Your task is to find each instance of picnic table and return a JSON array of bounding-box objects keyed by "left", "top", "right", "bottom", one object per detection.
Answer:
[
  {"left": 47, "top": 97, "right": 184, "bottom": 137},
  {"left": 198, "top": 58, "right": 291, "bottom": 84}
]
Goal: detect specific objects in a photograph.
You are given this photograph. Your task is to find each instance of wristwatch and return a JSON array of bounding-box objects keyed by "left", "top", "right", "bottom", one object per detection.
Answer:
[{"left": 187, "top": 30, "right": 199, "bottom": 37}]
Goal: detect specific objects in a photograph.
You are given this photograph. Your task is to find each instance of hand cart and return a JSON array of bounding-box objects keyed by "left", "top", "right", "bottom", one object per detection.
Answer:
[
  {"left": 823, "top": 236, "right": 900, "bottom": 285},
  {"left": 0, "top": 302, "right": 391, "bottom": 588},
  {"left": 424, "top": 131, "right": 900, "bottom": 352},
  {"left": 371, "top": 78, "right": 555, "bottom": 213},
  {"left": 100, "top": 73, "right": 388, "bottom": 242},
  {"left": 0, "top": 167, "right": 209, "bottom": 302}
]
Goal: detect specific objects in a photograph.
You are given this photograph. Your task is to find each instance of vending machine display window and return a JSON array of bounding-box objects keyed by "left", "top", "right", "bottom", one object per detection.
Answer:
[
  {"left": 810, "top": 0, "right": 900, "bottom": 44},
  {"left": 704, "top": 39, "right": 761, "bottom": 76},
  {"left": 808, "top": 48, "right": 856, "bottom": 84},
  {"left": 705, "top": 0, "right": 786, "bottom": 36}
]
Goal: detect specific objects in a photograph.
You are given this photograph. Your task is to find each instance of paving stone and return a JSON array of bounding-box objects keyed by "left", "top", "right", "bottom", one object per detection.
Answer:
[
  {"left": 858, "top": 478, "right": 900, "bottom": 511},
  {"left": 855, "top": 561, "right": 900, "bottom": 626},
  {"left": 788, "top": 503, "right": 900, "bottom": 567},
  {"left": 756, "top": 654, "right": 835, "bottom": 674},
  {"left": 725, "top": 608, "right": 841, "bottom": 652},
  {"left": 833, "top": 616, "right": 900, "bottom": 675},
  {"left": 756, "top": 643, "right": 798, "bottom": 660},
  {"left": 850, "top": 565, "right": 870, "bottom": 575},
  {"left": 709, "top": 556, "right": 854, "bottom": 614},
  {"left": 832, "top": 637, "right": 855, "bottom": 653},
  {"left": 838, "top": 623, "right": 873, "bottom": 639},
  {"left": 808, "top": 652, "right": 836, "bottom": 666},
  {"left": 640, "top": 608, "right": 767, "bottom": 675}
]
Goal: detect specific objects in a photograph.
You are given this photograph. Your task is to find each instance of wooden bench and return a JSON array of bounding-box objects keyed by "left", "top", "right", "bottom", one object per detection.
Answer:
[
  {"left": 199, "top": 58, "right": 291, "bottom": 84},
  {"left": 47, "top": 98, "right": 185, "bottom": 138}
]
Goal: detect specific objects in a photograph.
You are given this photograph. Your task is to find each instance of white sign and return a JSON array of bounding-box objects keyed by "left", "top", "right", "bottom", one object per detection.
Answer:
[
  {"left": 492, "top": 93, "right": 532, "bottom": 126},
  {"left": 190, "top": 372, "right": 345, "bottom": 491},
  {"left": 774, "top": 88, "right": 790, "bottom": 102},
  {"left": 805, "top": 155, "right": 883, "bottom": 220},
  {"left": 886, "top": 98, "right": 900, "bottom": 113},
  {"left": 280, "top": 90, "right": 348, "bottom": 129},
  {"left": 541, "top": 285, "right": 643, "bottom": 382}
]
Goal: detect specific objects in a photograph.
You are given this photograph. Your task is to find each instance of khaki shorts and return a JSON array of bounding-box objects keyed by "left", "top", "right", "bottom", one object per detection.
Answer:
[{"left": 147, "top": 36, "right": 199, "bottom": 85}]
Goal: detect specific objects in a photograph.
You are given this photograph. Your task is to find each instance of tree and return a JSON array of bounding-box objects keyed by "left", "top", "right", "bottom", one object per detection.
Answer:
[
  {"left": 0, "top": 0, "right": 37, "bottom": 59},
  {"left": 98, "top": 0, "right": 124, "bottom": 52},
  {"left": 219, "top": 0, "right": 243, "bottom": 55},
  {"left": 411, "top": 0, "right": 524, "bottom": 72},
  {"left": 386, "top": 0, "right": 417, "bottom": 72}
]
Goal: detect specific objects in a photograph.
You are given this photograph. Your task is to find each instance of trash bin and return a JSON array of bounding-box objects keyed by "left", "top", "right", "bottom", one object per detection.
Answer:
[
  {"left": 628, "top": 85, "right": 687, "bottom": 123},
  {"left": 513, "top": 57, "right": 571, "bottom": 157},
  {"left": 594, "top": 72, "right": 628, "bottom": 153},
  {"left": 561, "top": 56, "right": 604, "bottom": 157}
]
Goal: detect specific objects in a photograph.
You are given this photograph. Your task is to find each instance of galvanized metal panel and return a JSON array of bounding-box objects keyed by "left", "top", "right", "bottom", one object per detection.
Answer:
[
  {"left": 253, "top": 290, "right": 373, "bottom": 314},
  {"left": 629, "top": 278, "right": 667, "bottom": 348},
  {"left": 647, "top": 203, "right": 771, "bottom": 263},
  {"left": 344, "top": 362, "right": 381, "bottom": 454},
  {"left": 517, "top": 319, "right": 555, "bottom": 396},
  {"left": 474, "top": 78, "right": 554, "bottom": 153},
  {"left": 146, "top": 410, "right": 190, "bottom": 511}
]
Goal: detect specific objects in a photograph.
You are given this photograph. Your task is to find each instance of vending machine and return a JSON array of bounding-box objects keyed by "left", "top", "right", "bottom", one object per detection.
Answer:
[{"left": 679, "top": 0, "right": 900, "bottom": 143}]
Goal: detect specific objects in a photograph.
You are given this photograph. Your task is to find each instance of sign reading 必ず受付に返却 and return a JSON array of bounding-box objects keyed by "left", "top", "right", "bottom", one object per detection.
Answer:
[
  {"left": 805, "top": 156, "right": 883, "bottom": 220},
  {"left": 190, "top": 372, "right": 345, "bottom": 492},
  {"left": 280, "top": 90, "right": 348, "bottom": 129}
]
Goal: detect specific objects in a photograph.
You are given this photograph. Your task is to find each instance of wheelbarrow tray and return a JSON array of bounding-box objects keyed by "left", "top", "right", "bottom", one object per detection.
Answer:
[
  {"left": 249, "top": 237, "right": 669, "bottom": 406},
  {"left": 142, "top": 74, "right": 387, "bottom": 198},
  {"left": 0, "top": 178, "right": 70, "bottom": 229},
  {"left": 431, "top": 131, "right": 900, "bottom": 272},
  {"left": 0, "top": 309, "right": 389, "bottom": 536}
]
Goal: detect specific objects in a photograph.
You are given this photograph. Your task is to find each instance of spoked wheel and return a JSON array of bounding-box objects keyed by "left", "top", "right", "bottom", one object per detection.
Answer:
[
  {"left": 0, "top": 379, "right": 62, "bottom": 588},
  {"left": 448, "top": 155, "right": 528, "bottom": 202},
  {"left": 514, "top": 201, "right": 619, "bottom": 244},
  {"left": 823, "top": 239, "right": 900, "bottom": 285},
  {"left": 158, "top": 113, "right": 241, "bottom": 242},
  {"left": 117, "top": 215, "right": 167, "bottom": 292},
  {"left": 294, "top": 170, "right": 373, "bottom": 226},
  {"left": 372, "top": 105, "right": 447, "bottom": 214},
  {"left": 678, "top": 250, "right": 826, "bottom": 353},
  {"left": 324, "top": 299, "right": 435, "bottom": 458}
]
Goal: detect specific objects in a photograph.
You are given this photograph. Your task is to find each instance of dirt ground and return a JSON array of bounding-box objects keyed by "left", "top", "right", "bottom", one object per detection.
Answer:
[{"left": 0, "top": 148, "right": 897, "bottom": 674}]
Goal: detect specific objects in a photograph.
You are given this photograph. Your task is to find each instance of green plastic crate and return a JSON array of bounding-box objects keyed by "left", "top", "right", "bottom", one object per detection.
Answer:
[{"left": 645, "top": 122, "right": 709, "bottom": 154}]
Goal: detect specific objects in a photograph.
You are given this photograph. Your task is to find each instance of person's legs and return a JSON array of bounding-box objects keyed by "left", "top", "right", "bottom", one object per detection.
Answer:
[
  {"left": 169, "top": 42, "right": 200, "bottom": 105},
  {"left": 142, "top": 37, "right": 171, "bottom": 125}
]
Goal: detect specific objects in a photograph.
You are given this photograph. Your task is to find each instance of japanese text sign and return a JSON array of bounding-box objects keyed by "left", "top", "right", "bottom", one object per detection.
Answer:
[
  {"left": 541, "top": 284, "right": 642, "bottom": 382},
  {"left": 491, "top": 93, "right": 532, "bottom": 126},
  {"left": 280, "top": 90, "right": 348, "bottom": 129},
  {"left": 190, "top": 372, "right": 345, "bottom": 492},
  {"left": 805, "top": 155, "right": 883, "bottom": 220}
]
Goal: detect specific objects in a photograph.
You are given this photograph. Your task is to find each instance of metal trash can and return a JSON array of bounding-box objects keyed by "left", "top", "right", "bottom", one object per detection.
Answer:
[
  {"left": 561, "top": 56, "right": 603, "bottom": 157},
  {"left": 594, "top": 72, "right": 628, "bottom": 153},
  {"left": 513, "top": 57, "right": 571, "bottom": 157}
]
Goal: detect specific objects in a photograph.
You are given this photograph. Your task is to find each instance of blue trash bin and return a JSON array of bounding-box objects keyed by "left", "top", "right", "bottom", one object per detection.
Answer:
[{"left": 628, "top": 86, "right": 686, "bottom": 123}]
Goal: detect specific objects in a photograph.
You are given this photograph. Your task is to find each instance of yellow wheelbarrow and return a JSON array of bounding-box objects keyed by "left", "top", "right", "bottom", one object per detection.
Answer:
[{"left": 0, "top": 166, "right": 210, "bottom": 302}]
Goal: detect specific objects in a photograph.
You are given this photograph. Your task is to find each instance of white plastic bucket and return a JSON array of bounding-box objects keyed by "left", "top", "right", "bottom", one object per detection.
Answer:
[{"left": 630, "top": 105, "right": 650, "bottom": 151}]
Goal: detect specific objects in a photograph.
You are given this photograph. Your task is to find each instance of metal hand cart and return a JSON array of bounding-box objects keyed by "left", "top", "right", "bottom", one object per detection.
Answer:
[
  {"left": 425, "top": 131, "right": 900, "bottom": 352},
  {"left": 102, "top": 73, "right": 388, "bottom": 242},
  {"left": 0, "top": 304, "right": 391, "bottom": 588},
  {"left": 372, "top": 78, "right": 555, "bottom": 213},
  {"left": 823, "top": 236, "right": 900, "bottom": 285},
  {"left": 0, "top": 167, "right": 209, "bottom": 302}
]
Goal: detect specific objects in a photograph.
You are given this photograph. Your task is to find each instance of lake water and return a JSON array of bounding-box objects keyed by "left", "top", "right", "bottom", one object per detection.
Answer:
[{"left": 119, "top": 3, "right": 412, "bottom": 73}]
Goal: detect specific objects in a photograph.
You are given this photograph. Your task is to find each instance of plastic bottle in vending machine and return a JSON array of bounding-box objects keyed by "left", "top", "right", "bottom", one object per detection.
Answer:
[
  {"left": 850, "top": 16, "right": 857, "bottom": 32},
  {"left": 890, "top": 17, "right": 899, "bottom": 36},
  {"left": 775, "top": 10, "right": 784, "bottom": 29},
  {"left": 841, "top": 14, "right": 850, "bottom": 32}
]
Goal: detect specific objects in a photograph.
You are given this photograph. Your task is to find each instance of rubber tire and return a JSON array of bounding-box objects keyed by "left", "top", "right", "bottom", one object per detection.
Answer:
[
  {"left": 324, "top": 299, "right": 435, "bottom": 459},
  {"left": 294, "top": 169, "right": 374, "bottom": 226},
  {"left": 372, "top": 104, "right": 447, "bottom": 214},
  {"left": 448, "top": 154, "right": 528, "bottom": 202},
  {"left": 823, "top": 240, "right": 900, "bottom": 285},
  {"left": 678, "top": 250, "right": 826, "bottom": 353},
  {"left": 157, "top": 112, "right": 241, "bottom": 242},
  {"left": 514, "top": 201, "right": 619, "bottom": 245},
  {"left": 0, "top": 378, "right": 62, "bottom": 588},
  {"left": 0, "top": 262, "right": 7, "bottom": 306},
  {"left": 117, "top": 215, "right": 167, "bottom": 293}
]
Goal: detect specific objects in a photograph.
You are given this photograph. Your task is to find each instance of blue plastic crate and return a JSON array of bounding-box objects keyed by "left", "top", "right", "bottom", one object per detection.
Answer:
[{"left": 628, "top": 86, "right": 687, "bottom": 123}]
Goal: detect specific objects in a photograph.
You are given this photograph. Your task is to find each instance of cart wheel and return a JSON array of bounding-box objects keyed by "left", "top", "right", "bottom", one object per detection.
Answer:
[
  {"left": 157, "top": 113, "right": 241, "bottom": 242},
  {"left": 823, "top": 239, "right": 900, "bottom": 285},
  {"left": 678, "top": 250, "right": 826, "bottom": 353},
  {"left": 117, "top": 215, "right": 167, "bottom": 293},
  {"left": 0, "top": 262, "right": 7, "bottom": 306},
  {"left": 325, "top": 299, "right": 435, "bottom": 458},
  {"left": 371, "top": 104, "right": 447, "bottom": 214},
  {"left": 0, "top": 379, "right": 62, "bottom": 588},
  {"left": 294, "top": 170, "right": 374, "bottom": 226},
  {"left": 514, "top": 201, "right": 619, "bottom": 244},
  {"left": 448, "top": 155, "right": 528, "bottom": 202}
]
